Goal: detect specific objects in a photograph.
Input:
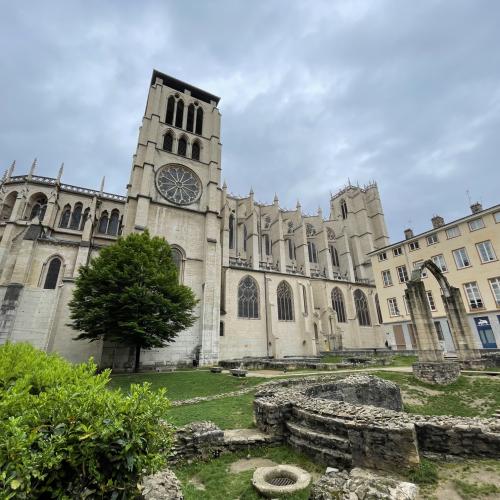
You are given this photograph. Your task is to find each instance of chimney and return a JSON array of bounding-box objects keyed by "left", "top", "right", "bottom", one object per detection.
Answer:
[
  {"left": 431, "top": 215, "right": 445, "bottom": 229},
  {"left": 404, "top": 228, "right": 414, "bottom": 239},
  {"left": 470, "top": 202, "right": 482, "bottom": 214}
]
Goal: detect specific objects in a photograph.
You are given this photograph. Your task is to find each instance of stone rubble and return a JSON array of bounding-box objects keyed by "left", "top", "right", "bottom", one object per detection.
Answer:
[{"left": 140, "top": 468, "right": 184, "bottom": 500}]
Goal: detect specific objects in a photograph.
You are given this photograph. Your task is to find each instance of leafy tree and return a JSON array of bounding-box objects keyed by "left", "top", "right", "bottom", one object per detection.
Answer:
[{"left": 69, "top": 231, "right": 197, "bottom": 372}]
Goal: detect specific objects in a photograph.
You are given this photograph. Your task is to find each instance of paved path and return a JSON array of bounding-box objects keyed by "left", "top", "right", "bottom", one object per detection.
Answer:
[{"left": 245, "top": 365, "right": 413, "bottom": 378}]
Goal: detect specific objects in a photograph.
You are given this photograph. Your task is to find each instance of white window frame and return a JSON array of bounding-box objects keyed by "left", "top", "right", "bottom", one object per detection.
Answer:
[
  {"left": 463, "top": 282, "right": 484, "bottom": 309},
  {"left": 393, "top": 247, "right": 403, "bottom": 257},
  {"left": 378, "top": 251, "right": 387, "bottom": 261},
  {"left": 381, "top": 270, "right": 393, "bottom": 287},
  {"left": 489, "top": 277, "right": 500, "bottom": 306},
  {"left": 446, "top": 226, "right": 461, "bottom": 239},
  {"left": 408, "top": 240, "right": 420, "bottom": 251},
  {"left": 453, "top": 247, "right": 471, "bottom": 269},
  {"left": 426, "top": 290, "right": 436, "bottom": 311},
  {"left": 426, "top": 233, "right": 439, "bottom": 245},
  {"left": 468, "top": 218, "right": 485, "bottom": 231},
  {"left": 403, "top": 295, "right": 410, "bottom": 315},
  {"left": 495, "top": 211, "right": 500, "bottom": 223},
  {"left": 432, "top": 254, "right": 448, "bottom": 273},
  {"left": 387, "top": 297, "right": 400, "bottom": 317},
  {"left": 396, "top": 265, "right": 409, "bottom": 283},
  {"left": 476, "top": 240, "right": 496, "bottom": 263}
]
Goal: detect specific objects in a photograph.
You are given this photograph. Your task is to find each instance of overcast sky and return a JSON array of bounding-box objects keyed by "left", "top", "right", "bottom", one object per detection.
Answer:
[{"left": 1, "top": 0, "right": 499, "bottom": 241}]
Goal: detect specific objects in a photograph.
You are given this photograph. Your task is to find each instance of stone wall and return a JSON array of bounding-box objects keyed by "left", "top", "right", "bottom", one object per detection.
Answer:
[{"left": 253, "top": 375, "right": 500, "bottom": 472}]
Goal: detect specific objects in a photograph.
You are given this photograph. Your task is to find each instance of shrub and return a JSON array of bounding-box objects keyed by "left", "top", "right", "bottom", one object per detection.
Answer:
[{"left": 0, "top": 343, "right": 172, "bottom": 499}]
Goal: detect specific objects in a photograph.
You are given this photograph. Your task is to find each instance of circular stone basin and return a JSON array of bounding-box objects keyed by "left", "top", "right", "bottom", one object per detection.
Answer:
[{"left": 252, "top": 465, "right": 311, "bottom": 497}]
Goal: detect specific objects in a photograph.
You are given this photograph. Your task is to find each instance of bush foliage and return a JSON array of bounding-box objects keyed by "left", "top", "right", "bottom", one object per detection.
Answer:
[{"left": 0, "top": 343, "right": 172, "bottom": 499}]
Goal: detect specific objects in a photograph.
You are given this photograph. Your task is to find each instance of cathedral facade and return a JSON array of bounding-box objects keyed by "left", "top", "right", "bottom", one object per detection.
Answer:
[{"left": 0, "top": 71, "right": 390, "bottom": 368}]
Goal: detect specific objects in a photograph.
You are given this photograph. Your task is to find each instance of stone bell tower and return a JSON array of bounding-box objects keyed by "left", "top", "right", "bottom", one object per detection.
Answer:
[{"left": 123, "top": 70, "right": 222, "bottom": 365}]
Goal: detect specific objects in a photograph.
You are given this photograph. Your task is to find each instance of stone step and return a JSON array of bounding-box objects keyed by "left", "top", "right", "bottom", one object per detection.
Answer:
[
  {"left": 286, "top": 420, "right": 351, "bottom": 453},
  {"left": 288, "top": 434, "right": 352, "bottom": 468},
  {"left": 291, "top": 407, "right": 350, "bottom": 437}
]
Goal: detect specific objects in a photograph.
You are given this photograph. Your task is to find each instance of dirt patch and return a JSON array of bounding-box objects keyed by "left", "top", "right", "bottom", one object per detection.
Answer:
[
  {"left": 229, "top": 457, "right": 277, "bottom": 473},
  {"left": 188, "top": 475, "right": 206, "bottom": 490}
]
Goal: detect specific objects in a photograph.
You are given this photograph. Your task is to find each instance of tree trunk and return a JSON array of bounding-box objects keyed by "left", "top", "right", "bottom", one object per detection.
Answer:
[{"left": 134, "top": 344, "right": 141, "bottom": 373}]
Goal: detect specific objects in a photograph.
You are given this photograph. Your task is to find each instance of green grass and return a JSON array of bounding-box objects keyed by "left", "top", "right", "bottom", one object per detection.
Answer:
[
  {"left": 108, "top": 370, "right": 265, "bottom": 401},
  {"left": 174, "top": 445, "right": 324, "bottom": 500},
  {"left": 373, "top": 371, "right": 500, "bottom": 417},
  {"left": 167, "top": 392, "right": 257, "bottom": 429},
  {"left": 406, "top": 459, "right": 438, "bottom": 485},
  {"left": 452, "top": 479, "right": 500, "bottom": 498}
]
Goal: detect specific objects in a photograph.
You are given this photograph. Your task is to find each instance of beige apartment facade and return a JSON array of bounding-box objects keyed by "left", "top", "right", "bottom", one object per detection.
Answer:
[
  {"left": 369, "top": 204, "right": 500, "bottom": 352},
  {"left": 0, "top": 70, "right": 391, "bottom": 368}
]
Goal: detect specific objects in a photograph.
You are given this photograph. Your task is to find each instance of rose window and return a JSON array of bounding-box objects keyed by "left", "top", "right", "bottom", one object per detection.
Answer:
[{"left": 156, "top": 165, "right": 201, "bottom": 205}]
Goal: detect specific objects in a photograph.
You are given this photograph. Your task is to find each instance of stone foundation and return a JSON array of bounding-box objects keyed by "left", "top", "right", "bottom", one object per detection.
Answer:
[{"left": 412, "top": 361, "right": 460, "bottom": 385}]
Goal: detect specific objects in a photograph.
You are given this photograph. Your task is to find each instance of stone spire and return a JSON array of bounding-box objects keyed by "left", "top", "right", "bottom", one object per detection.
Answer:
[
  {"left": 57, "top": 162, "right": 64, "bottom": 183},
  {"left": 273, "top": 193, "right": 279, "bottom": 206},
  {"left": 296, "top": 200, "right": 302, "bottom": 212},
  {"left": 99, "top": 176, "right": 105, "bottom": 194},
  {"left": 28, "top": 158, "right": 37, "bottom": 179},
  {"left": 6, "top": 160, "right": 15, "bottom": 181}
]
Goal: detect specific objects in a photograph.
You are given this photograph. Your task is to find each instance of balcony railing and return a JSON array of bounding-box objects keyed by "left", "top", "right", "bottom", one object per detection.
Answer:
[{"left": 229, "top": 257, "right": 252, "bottom": 269}]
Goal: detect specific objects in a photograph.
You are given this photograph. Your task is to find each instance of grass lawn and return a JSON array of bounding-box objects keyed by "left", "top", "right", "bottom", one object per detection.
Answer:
[
  {"left": 108, "top": 370, "right": 266, "bottom": 401},
  {"left": 167, "top": 392, "right": 257, "bottom": 429},
  {"left": 173, "top": 445, "right": 325, "bottom": 500},
  {"left": 320, "top": 354, "right": 417, "bottom": 367},
  {"left": 373, "top": 371, "right": 500, "bottom": 417}
]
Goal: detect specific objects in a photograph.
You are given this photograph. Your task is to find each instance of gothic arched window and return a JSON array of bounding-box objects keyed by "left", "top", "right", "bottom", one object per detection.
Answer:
[
  {"left": 375, "top": 293, "right": 383, "bottom": 324},
  {"left": 98, "top": 211, "right": 109, "bottom": 234},
  {"left": 59, "top": 204, "right": 71, "bottom": 228},
  {"left": 165, "top": 96, "right": 175, "bottom": 125},
  {"left": 29, "top": 195, "right": 47, "bottom": 221},
  {"left": 175, "top": 99, "right": 184, "bottom": 128},
  {"left": 107, "top": 209, "right": 120, "bottom": 235},
  {"left": 287, "top": 239, "right": 295, "bottom": 260},
  {"left": 354, "top": 289, "right": 371, "bottom": 326},
  {"left": 330, "top": 246, "right": 339, "bottom": 267},
  {"left": 70, "top": 203, "right": 83, "bottom": 230},
  {"left": 163, "top": 131, "right": 173, "bottom": 152},
  {"left": 238, "top": 276, "right": 259, "bottom": 319},
  {"left": 178, "top": 136, "right": 187, "bottom": 156},
  {"left": 263, "top": 234, "right": 271, "bottom": 255},
  {"left": 277, "top": 281, "right": 294, "bottom": 321},
  {"left": 308, "top": 241, "right": 318, "bottom": 263},
  {"left": 1, "top": 191, "right": 18, "bottom": 220},
  {"left": 171, "top": 246, "right": 184, "bottom": 283},
  {"left": 243, "top": 225, "right": 247, "bottom": 252},
  {"left": 340, "top": 199, "right": 348, "bottom": 219},
  {"left": 186, "top": 104, "right": 195, "bottom": 132},
  {"left": 43, "top": 257, "right": 62, "bottom": 289},
  {"left": 192, "top": 141, "right": 200, "bottom": 161},
  {"left": 80, "top": 207, "right": 90, "bottom": 231},
  {"left": 195, "top": 107, "right": 203, "bottom": 135},
  {"left": 331, "top": 287, "right": 346, "bottom": 323},
  {"left": 229, "top": 214, "right": 235, "bottom": 249}
]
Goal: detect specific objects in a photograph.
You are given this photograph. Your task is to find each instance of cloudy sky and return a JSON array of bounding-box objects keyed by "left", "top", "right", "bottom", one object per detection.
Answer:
[{"left": 1, "top": 0, "right": 499, "bottom": 241}]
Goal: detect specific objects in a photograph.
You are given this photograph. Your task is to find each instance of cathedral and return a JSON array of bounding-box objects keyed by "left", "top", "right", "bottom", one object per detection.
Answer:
[{"left": 0, "top": 70, "right": 391, "bottom": 369}]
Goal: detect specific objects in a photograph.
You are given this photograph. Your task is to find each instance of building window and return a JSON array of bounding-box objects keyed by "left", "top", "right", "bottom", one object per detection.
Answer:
[
  {"left": 432, "top": 254, "right": 448, "bottom": 272},
  {"left": 243, "top": 225, "right": 247, "bottom": 252},
  {"left": 446, "top": 226, "right": 460, "bottom": 239},
  {"left": 186, "top": 104, "right": 195, "bottom": 132},
  {"left": 387, "top": 297, "right": 400, "bottom": 317},
  {"left": 464, "top": 282, "right": 484, "bottom": 309},
  {"left": 381, "top": 270, "right": 393, "bottom": 287},
  {"left": 238, "top": 276, "right": 259, "bottom": 319},
  {"left": 107, "top": 209, "right": 120, "bottom": 235},
  {"left": 165, "top": 96, "right": 175, "bottom": 125},
  {"left": 1, "top": 190, "right": 18, "bottom": 220},
  {"left": 476, "top": 240, "right": 496, "bottom": 263},
  {"left": 29, "top": 196, "right": 48, "bottom": 221},
  {"left": 69, "top": 203, "right": 83, "bottom": 230},
  {"left": 192, "top": 141, "right": 200, "bottom": 161},
  {"left": 330, "top": 246, "right": 339, "bottom": 267},
  {"left": 378, "top": 252, "right": 387, "bottom": 261},
  {"left": 393, "top": 247, "right": 403, "bottom": 257},
  {"left": 331, "top": 287, "right": 346, "bottom": 323},
  {"left": 277, "top": 281, "right": 294, "bottom": 321},
  {"left": 489, "top": 277, "right": 500, "bottom": 306},
  {"left": 171, "top": 246, "right": 184, "bottom": 283},
  {"left": 409, "top": 241, "right": 420, "bottom": 251},
  {"left": 263, "top": 234, "right": 271, "bottom": 256},
  {"left": 468, "top": 218, "right": 485, "bottom": 231},
  {"left": 396, "top": 265, "right": 409, "bottom": 283},
  {"left": 177, "top": 136, "right": 187, "bottom": 156},
  {"left": 340, "top": 199, "right": 348, "bottom": 219},
  {"left": 495, "top": 212, "right": 500, "bottom": 223},
  {"left": 302, "top": 284, "right": 308, "bottom": 315},
  {"left": 308, "top": 241, "right": 318, "bottom": 263},
  {"left": 59, "top": 204, "right": 71, "bottom": 228},
  {"left": 453, "top": 247, "right": 471, "bottom": 269},
  {"left": 175, "top": 99, "right": 184, "bottom": 128},
  {"left": 434, "top": 321, "right": 445, "bottom": 341},
  {"left": 354, "top": 289, "right": 371, "bottom": 326},
  {"left": 403, "top": 295, "right": 410, "bottom": 315},
  {"left": 426, "top": 233, "right": 439, "bottom": 245},
  {"left": 219, "top": 321, "right": 224, "bottom": 337},
  {"left": 98, "top": 211, "right": 109, "bottom": 234},
  {"left": 375, "top": 294, "right": 383, "bottom": 324},
  {"left": 80, "top": 208, "right": 90, "bottom": 231},
  {"left": 43, "top": 257, "right": 62, "bottom": 289},
  {"left": 228, "top": 214, "right": 235, "bottom": 249},
  {"left": 195, "top": 107, "right": 203, "bottom": 135},
  {"left": 426, "top": 290, "right": 436, "bottom": 311},
  {"left": 287, "top": 239, "right": 295, "bottom": 260},
  {"left": 413, "top": 260, "right": 427, "bottom": 278},
  {"left": 163, "top": 131, "right": 173, "bottom": 152}
]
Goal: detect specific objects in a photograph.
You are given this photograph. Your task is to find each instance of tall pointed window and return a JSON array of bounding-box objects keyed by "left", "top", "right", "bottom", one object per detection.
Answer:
[
  {"left": 375, "top": 293, "right": 383, "bottom": 324},
  {"left": 29, "top": 196, "right": 47, "bottom": 221},
  {"left": 263, "top": 234, "right": 271, "bottom": 255},
  {"left": 243, "top": 225, "right": 248, "bottom": 252},
  {"left": 107, "top": 209, "right": 120, "bottom": 235},
  {"left": 175, "top": 99, "right": 184, "bottom": 128},
  {"left": 1, "top": 191, "right": 17, "bottom": 220},
  {"left": 171, "top": 246, "right": 184, "bottom": 283},
  {"left": 354, "top": 289, "right": 371, "bottom": 326},
  {"left": 80, "top": 208, "right": 90, "bottom": 231},
  {"left": 195, "top": 107, "right": 203, "bottom": 135},
  {"left": 287, "top": 239, "right": 295, "bottom": 260},
  {"left": 163, "top": 131, "right": 173, "bottom": 152},
  {"left": 186, "top": 104, "right": 195, "bottom": 132},
  {"left": 308, "top": 241, "right": 318, "bottom": 263},
  {"left": 98, "top": 211, "right": 109, "bottom": 234},
  {"left": 43, "top": 257, "right": 62, "bottom": 289},
  {"left": 229, "top": 214, "right": 235, "bottom": 249},
  {"left": 192, "top": 141, "right": 200, "bottom": 161},
  {"left": 178, "top": 136, "right": 187, "bottom": 156},
  {"left": 277, "top": 281, "right": 294, "bottom": 321},
  {"left": 238, "top": 276, "right": 259, "bottom": 318},
  {"left": 331, "top": 287, "right": 346, "bottom": 323},
  {"left": 340, "top": 199, "right": 348, "bottom": 219},
  {"left": 330, "top": 246, "right": 339, "bottom": 267},
  {"left": 59, "top": 204, "right": 71, "bottom": 228},
  {"left": 70, "top": 203, "right": 83, "bottom": 229},
  {"left": 165, "top": 96, "right": 175, "bottom": 125}
]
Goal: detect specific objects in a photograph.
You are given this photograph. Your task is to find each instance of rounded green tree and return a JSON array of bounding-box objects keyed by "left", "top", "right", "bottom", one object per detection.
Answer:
[{"left": 69, "top": 231, "right": 197, "bottom": 371}]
